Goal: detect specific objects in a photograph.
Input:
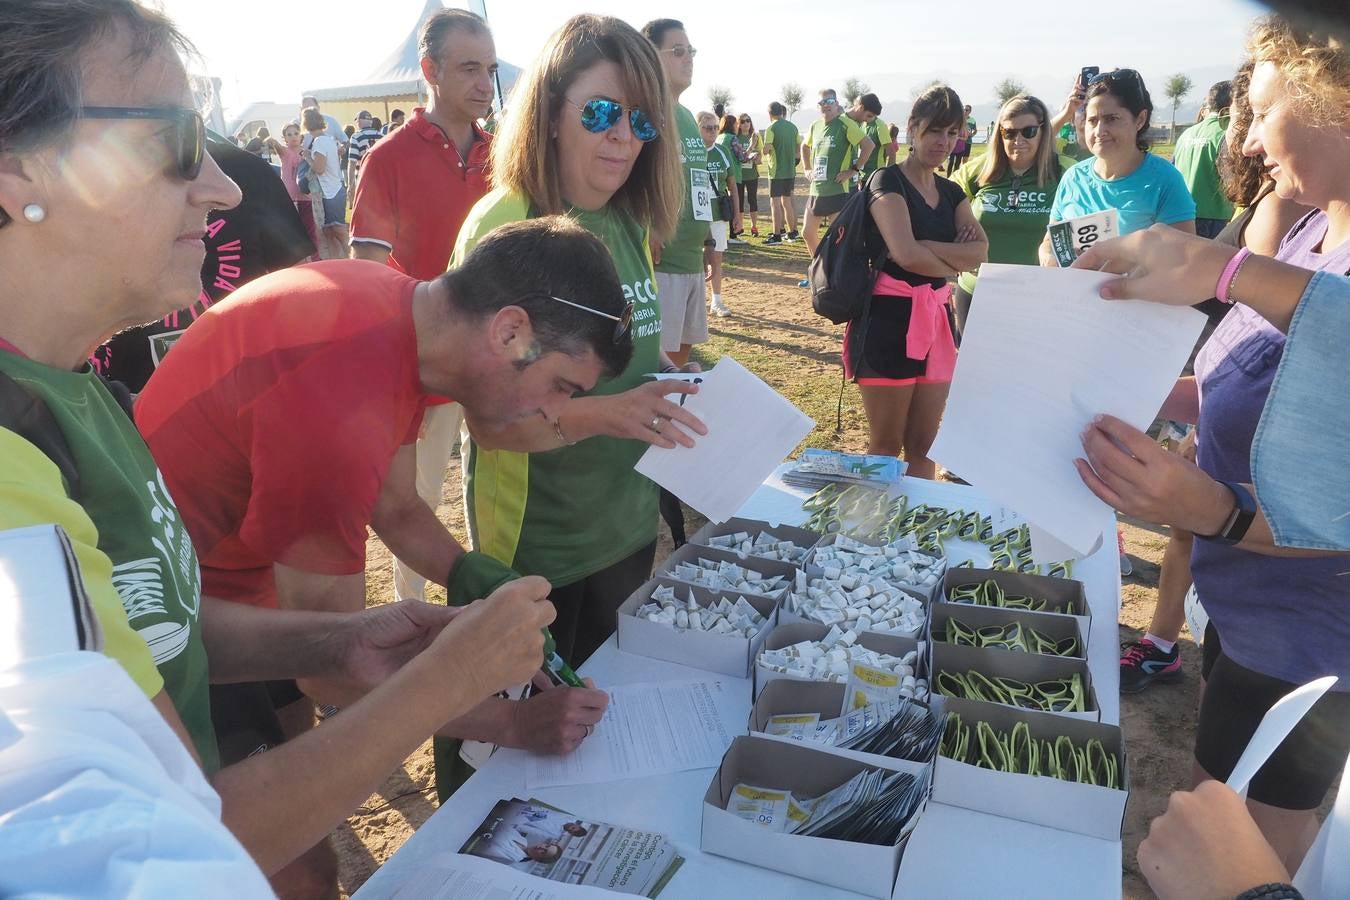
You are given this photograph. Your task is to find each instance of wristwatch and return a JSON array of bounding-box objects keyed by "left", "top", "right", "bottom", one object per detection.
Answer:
[
  {"left": 1198, "top": 480, "right": 1257, "bottom": 545},
  {"left": 1234, "top": 884, "right": 1304, "bottom": 900}
]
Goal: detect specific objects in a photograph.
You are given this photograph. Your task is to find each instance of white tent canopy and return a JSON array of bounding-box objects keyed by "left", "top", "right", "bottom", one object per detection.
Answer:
[{"left": 303, "top": 0, "right": 520, "bottom": 106}]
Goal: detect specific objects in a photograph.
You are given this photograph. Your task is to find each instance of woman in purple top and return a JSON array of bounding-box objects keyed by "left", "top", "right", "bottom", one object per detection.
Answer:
[{"left": 1145, "top": 19, "right": 1350, "bottom": 874}]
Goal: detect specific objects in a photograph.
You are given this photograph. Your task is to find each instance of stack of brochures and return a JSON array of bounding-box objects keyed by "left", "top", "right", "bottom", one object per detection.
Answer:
[
  {"left": 461, "top": 797, "right": 684, "bottom": 897},
  {"left": 781, "top": 449, "right": 906, "bottom": 491}
]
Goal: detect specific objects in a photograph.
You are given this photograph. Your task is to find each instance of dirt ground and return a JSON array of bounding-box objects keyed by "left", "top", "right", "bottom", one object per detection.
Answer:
[{"left": 332, "top": 230, "right": 1200, "bottom": 900}]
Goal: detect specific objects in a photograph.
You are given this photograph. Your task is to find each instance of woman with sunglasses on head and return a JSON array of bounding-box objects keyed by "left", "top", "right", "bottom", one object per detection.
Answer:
[
  {"left": 1038, "top": 69, "right": 1196, "bottom": 266},
  {"left": 849, "top": 85, "right": 987, "bottom": 477},
  {"left": 735, "top": 114, "right": 763, "bottom": 237},
  {"left": 950, "top": 95, "right": 1074, "bottom": 340},
  {"left": 450, "top": 15, "right": 705, "bottom": 670}
]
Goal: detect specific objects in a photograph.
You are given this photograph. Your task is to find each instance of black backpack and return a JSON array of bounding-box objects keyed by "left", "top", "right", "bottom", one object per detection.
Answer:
[{"left": 808, "top": 172, "right": 888, "bottom": 325}]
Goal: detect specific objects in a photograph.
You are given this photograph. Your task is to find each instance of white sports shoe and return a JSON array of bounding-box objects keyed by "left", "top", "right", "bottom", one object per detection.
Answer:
[{"left": 710, "top": 298, "right": 730, "bottom": 317}]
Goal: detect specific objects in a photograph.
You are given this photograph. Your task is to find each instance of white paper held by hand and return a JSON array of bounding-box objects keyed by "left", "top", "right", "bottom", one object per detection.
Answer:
[
  {"left": 636, "top": 357, "right": 813, "bottom": 523},
  {"left": 929, "top": 264, "right": 1206, "bottom": 557}
]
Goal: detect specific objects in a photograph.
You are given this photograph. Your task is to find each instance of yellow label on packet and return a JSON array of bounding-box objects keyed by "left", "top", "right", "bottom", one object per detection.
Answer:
[{"left": 847, "top": 663, "right": 900, "bottom": 712}]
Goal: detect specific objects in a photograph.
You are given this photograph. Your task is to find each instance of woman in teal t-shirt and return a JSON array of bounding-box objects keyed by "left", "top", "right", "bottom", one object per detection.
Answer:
[
  {"left": 1039, "top": 69, "right": 1196, "bottom": 266},
  {"left": 951, "top": 94, "right": 1069, "bottom": 339}
]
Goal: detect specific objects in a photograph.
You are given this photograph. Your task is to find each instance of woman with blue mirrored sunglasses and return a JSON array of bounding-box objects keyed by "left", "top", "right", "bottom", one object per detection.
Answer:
[{"left": 567, "top": 97, "right": 660, "bottom": 142}]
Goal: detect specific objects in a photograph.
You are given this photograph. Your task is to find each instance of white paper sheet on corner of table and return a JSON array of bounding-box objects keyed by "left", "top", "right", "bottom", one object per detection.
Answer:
[
  {"left": 525, "top": 679, "right": 732, "bottom": 789},
  {"left": 636, "top": 357, "right": 814, "bottom": 523},
  {"left": 381, "top": 850, "right": 614, "bottom": 899},
  {"left": 929, "top": 264, "right": 1206, "bottom": 558}
]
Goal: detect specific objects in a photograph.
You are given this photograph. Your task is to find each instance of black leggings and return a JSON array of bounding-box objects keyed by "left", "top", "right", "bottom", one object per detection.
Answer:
[
  {"left": 1197, "top": 622, "right": 1350, "bottom": 809},
  {"left": 737, "top": 178, "right": 759, "bottom": 213},
  {"left": 548, "top": 540, "right": 657, "bottom": 666}
]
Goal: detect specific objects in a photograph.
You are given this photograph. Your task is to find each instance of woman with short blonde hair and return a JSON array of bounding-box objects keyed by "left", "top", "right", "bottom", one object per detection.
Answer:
[{"left": 1159, "top": 16, "right": 1350, "bottom": 873}]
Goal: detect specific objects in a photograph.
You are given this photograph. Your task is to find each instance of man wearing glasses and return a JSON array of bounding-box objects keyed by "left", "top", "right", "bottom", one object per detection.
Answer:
[
  {"left": 642, "top": 18, "right": 711, "bottom": 369},
  {"left": 133, "top": 218, "right": 653, "bottom": 808},
  {"left": 350, "top": 8, "right": 497, "bottom": 606},
  {"left": 800, "top": 88, "right": 873, "bottom": 259}
]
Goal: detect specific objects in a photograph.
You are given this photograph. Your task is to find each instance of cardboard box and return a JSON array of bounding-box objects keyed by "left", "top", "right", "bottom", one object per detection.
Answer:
[
  {"left": 929, "top": 603, "right": 1086, "bottom": 662},
  {"left": 658, "top": 543, "right": 798, "bottom": 601},
  {"left": 701, "top": 735, "right": 930, "bottom": 899},
  {"left": 942, "top": 567, "right": 1090, "bottom": 640},
  {"left": 754, "top": 621, "right": 927, "bottom": 699},
  {"left": 806, "top": 533, "right": 946, "bottom": 602},
  {"left": 930, "top": 642, "right": 1100, "bottom": 721},
  {"left": 688, "top": 516, "right": 823, "bottom": 565},
  {"left": 931, "top": 696, "right": 1128, "bottom": 841},
  {"left": 615, "top": 577, "right": 779, "bottom": 678},
  {"left": 748, "top": 679, "right": 942, "bottom": 769}
]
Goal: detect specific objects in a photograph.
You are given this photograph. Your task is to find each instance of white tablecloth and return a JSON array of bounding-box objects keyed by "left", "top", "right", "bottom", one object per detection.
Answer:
[{"left": 355, "top": 471, "right": 1124, "bottom": 899}]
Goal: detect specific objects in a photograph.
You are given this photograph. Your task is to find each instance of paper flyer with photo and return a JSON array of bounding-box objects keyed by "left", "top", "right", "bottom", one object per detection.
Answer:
[
  {"left": 780, "top": 448, "right": 907, "bottom": 490},
  {"left": 460, "top": 798, "right": 684, "bottom": 898},
  {"left": 1047, "top": 208, "right": 1119, "bottom": 267}
]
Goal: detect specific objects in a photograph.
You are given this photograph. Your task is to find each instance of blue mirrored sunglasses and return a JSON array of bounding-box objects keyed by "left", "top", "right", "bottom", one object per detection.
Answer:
[{"left": 572, "top": 98, "right": 659, "bottom": 142}]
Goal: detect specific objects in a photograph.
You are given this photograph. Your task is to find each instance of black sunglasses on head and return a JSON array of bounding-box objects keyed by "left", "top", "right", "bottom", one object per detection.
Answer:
[
  {"left": 1088, "top": 68, "right": 1145, "bottom": 94},
  {"left": 80, "top": 106, "right": 205, "bottom": 180}
]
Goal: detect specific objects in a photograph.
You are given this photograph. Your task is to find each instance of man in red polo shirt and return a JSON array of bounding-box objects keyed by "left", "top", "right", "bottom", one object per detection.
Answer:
[
  {"left": 351, "top": 6, "right": 496, "bottom": 603},
  {"left": 135, "top": 215, "right": 627, "bottom": 739}
]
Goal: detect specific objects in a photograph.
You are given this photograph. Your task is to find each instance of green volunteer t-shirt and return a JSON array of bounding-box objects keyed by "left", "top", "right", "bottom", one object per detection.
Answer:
[
  {"left": 738, "top": 132, "right": 760, "bottom": 182},
  {"left": 705, "top": 142, "right": 735, "bottom": 201},
  {"left": 951, "top": 155, "right": 1074, "bottom": 294},
  {"left": 0, "top": 353, "right": 217, "bottom": 772},
  {"left": 765, "top": 118, "right": 800, "bottom": 180},
  {"left": 859, "top": 117, "right": 890, "bottom": 178},
  {"left": 454, "top": 188, "right": 662, "bottom": 587},
  {"left": 716, "top": 133, "right": 743, "bottom": 185},
  {"left": 1172, "top": 113, "right": 1235, "bottom": 221},
  {"left": 806, "top": 114, "right": 865, "bottom": 197},
  {"left": 656, "top": 104, "right": 712, "bottom": 275}
]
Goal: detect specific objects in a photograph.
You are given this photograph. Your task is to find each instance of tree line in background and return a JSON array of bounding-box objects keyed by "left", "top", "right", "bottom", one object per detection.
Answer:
[{"left": 710, "top": 70, "right": 1198, "bottom": 141}]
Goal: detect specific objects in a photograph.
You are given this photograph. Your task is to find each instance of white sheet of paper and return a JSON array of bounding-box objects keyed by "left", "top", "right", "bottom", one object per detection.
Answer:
[
  {"left": 636, "top": 357, "right": 814, "bottom": 523},
  {"left": 929, "top": 264, "right": 1207, "bottom": 556},
  {"left": 525, "top": 680, "right": 732, "bottom": 789},
  {"left": 1227, "top": 676, "right": 1337, "bottom": 795},
  {"left": 384, "top": 851, "right": 612, "bottom": 899}
]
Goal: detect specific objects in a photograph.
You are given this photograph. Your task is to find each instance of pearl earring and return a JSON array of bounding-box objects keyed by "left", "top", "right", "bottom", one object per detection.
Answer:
[{"left": 22, "top": 204, "right": 45, "bottom": 223}]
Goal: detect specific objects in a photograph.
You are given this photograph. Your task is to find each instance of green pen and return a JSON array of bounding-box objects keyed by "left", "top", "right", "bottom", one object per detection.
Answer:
[{"left": 542, "top": 628, "right": 585, "bottom": 687}]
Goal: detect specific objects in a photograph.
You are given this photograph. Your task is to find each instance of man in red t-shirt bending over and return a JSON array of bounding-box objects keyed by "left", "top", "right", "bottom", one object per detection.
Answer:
[{"left": 135, "top": 218, "right": 635, "bottom": 773}]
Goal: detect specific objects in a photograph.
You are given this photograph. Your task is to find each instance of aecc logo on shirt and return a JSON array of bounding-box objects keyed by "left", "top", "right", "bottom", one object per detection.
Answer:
[{"left": 981, "top": 189, "right": 1050, "bottom": 214}]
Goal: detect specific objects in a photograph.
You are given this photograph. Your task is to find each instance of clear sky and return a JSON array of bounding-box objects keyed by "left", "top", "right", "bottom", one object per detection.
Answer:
[{"left": 160, "top": 0, "right": 1270, "bottom": 127}]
